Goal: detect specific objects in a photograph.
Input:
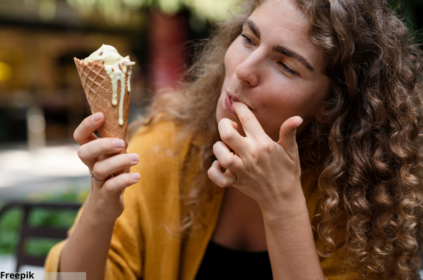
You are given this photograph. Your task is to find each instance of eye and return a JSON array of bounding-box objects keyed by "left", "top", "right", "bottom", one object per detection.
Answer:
[
  {"left": 277, "top": 62, "right": 298, "bottom": 77},
  {"left": 241, "top": 34, "right": 254, "bottom": 46}
]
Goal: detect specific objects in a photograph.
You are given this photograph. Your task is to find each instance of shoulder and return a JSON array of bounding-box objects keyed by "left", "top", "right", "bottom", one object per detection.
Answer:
[
  {"left": 128, "top": 118, "right": 191, "bottom": 160},
  {"left": 124, "top": 119, "right": 198, "bottom": 228},
  {"left": 127, "top": 118, "right": 195, "bottom": 192}
]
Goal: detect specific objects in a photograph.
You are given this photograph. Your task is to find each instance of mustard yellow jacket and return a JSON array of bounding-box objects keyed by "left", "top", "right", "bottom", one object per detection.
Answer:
[{"left": 44, "top": 120, "right": 359, "bottom": 280}]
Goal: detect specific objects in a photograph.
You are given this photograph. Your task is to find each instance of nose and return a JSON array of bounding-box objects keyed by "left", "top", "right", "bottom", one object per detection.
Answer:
[{"left": 235, "top": 55, "right": 259, "bottom": 87}]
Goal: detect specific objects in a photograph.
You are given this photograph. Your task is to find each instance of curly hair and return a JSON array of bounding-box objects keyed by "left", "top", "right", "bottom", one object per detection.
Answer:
[{"left": 130, "top": 0, "right": 423, "bottom": 278}]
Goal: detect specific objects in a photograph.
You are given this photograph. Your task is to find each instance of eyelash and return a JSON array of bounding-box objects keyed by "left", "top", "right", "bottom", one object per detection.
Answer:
[
  {"left": 277, "top": 62, "right": 298, "bottom": 77},
  {"left": 241, "top": 34, "right": 299, "bottom": 77},
  {"left": 241, "top": 34, "right": 254, "bottom": 45}
]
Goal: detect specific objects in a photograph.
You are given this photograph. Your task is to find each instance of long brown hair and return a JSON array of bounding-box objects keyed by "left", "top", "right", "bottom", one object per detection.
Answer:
[{"left": 131, "top": 0, "right": 423, "bottom": 278}]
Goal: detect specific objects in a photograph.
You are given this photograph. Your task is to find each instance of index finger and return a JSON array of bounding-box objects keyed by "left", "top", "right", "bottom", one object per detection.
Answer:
[
  {"left": 73, "top": 112, "right": 104, "bottom": 145},
  {"left": 231, "top": 101, "right": 266, "bottom": 140}
]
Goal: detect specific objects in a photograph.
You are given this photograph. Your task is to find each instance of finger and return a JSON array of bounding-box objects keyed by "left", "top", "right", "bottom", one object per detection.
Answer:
[
  {"left": 74, "top": 112, "right": 104, "bottom": 145},
  {"left": 101, "top": 172, "right": 141, "bottom": 196},
  {"left": 213, "top": 141, "right": 243, "bottom": 171},
  {"left": 207, "top": 160, "right": 237, "bottom": 188},
  {"left": 277, "top": 116, "right": 303, "bottom": 161},
  {"left": 92, "top": 153, "right": 139, "bottom": 181},
  {"left": 231, "top": 101, "right": 266, "bottom": 141},
  {"left": 218, "top": 118, "right": 247, "bottom": 156},
  {"left": 78, "top": 138, "right": 126, "bottom": 170}
]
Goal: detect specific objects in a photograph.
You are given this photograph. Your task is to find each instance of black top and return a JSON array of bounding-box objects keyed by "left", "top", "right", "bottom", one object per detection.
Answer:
[{"left": 195, "top": 239, "right": 273, "bottom": 280}]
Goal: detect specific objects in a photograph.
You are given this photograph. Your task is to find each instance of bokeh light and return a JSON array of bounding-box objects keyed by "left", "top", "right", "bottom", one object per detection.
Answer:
[
  {"left": 39, "top": 0, "right": 56, "bottom": 21},
  {"left": 28, "top": 115, "right": 46, "bottom": 133},
  {"left": 0, "top": 62, "right": 12, "bottom": 81}
]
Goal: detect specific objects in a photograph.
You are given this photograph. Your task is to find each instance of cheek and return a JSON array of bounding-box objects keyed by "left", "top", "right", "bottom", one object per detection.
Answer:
[
  {"left": 261, "top": 78, "right": 321, "bottom": 115},
  {"left": 254, "top": 82, "right": 322, "bottom": 139},
  {"left": 224, "top": 38, "right": 244, "bottom": 78}
]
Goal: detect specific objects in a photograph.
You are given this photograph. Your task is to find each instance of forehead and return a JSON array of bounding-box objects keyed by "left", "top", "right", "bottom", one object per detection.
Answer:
[
  {"left": 251, "top": 0, "right": 309, "bottom": 35},
  {"left": 259, "top": 0, "right": 308, "bottom": 26},
  {"left": 249, "top": 0, "right": 325, "bottom": 71}
]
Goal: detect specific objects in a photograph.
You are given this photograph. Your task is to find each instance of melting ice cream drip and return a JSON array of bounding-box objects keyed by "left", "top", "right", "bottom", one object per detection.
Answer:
[{"left": 84, "top": 44, "right": 135, "bottom": 126}]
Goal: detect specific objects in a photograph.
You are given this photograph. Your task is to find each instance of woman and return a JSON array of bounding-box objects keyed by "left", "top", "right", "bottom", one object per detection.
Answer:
[{"left": 45, "top": 0, "right": 423, "bottom": 279}]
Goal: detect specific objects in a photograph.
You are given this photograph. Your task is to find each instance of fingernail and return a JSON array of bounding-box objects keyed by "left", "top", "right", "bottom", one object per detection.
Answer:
[
  {"left": 294, "top": 116, "right": 303, "bottom": 126},
  {"left": 132, "top": 173, "right": 140, "bottom": 181},
  {"left": 92, "top": 112, "right": 102, "bottom": 122},
  {"left": 129, "top": 153, "right": 139, "bottom": 163},
  {"left": 113, "top": 140, "right": 125, "bottom": 148}
]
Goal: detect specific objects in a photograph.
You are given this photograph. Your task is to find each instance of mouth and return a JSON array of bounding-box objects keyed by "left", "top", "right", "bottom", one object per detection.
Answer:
[
  {"left": 225, "top": 93, "right": 237, "bottom": 116},
  {"left": 224, "top": 92, "right": 254, "bottom": 117},
  {"left": 226, "top": 92, "right": 253, "bottom": 111}
]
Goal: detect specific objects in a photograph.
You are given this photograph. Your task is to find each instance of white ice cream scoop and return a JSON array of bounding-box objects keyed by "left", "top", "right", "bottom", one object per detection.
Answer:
[{"left": 84, "top": 44, "right": 135, "bottom": 126}]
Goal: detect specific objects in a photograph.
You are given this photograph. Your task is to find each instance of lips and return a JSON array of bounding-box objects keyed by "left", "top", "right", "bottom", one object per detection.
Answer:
[
  {"left": 225, "top": 93, "right": 237, "bottom": 116},
  {"left": 227, "top": 93, "right": 252, "bottom": 109},
  {"left": 224, "top": 92, "right": 253, "bottom": 116}
]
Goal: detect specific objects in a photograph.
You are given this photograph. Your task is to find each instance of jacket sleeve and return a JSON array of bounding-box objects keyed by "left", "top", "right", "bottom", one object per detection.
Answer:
[{"left": 43, "top": 176, "right": 145, "bottom": 280}]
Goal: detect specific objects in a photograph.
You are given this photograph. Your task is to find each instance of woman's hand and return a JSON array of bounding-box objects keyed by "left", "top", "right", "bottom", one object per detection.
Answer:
[
  {"left": 74, "top": 112, "right": 140, "bottom": 223},
  {"left": 208, "top": 101, "right": 305, "bottom": 216}
]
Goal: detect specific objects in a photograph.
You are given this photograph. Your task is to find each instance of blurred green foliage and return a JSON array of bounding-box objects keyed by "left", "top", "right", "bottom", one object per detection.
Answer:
[
  {"left": 390, "top": 0, "right": 423, "bottom": 41},
  {"left": 0, "top": 209, "right": 21, "bottom": 255},
  {"left": 0, "top": 187, "right": 89, "bottom": 256}
]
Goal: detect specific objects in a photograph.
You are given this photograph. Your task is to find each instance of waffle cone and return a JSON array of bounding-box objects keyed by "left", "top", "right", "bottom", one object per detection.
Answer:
[
  {"left": 74, "top": 57, "right": 130, "bottom": 140},
  {"left": 74, "top": 57, "right": 131, "bottom": 176}
]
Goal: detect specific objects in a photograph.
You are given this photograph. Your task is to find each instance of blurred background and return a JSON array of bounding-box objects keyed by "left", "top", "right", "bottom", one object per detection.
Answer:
[{"left": 0, "top": 0, "right": 422, "bottom": 276}]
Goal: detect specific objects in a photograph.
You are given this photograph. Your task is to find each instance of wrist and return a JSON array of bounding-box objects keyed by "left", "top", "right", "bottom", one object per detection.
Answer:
[
  {"left": 259, "top": 186, "right": 308, "bottom": 224},
  {"left": 83, "top": 197, "right": 117, "bottom": 227}
]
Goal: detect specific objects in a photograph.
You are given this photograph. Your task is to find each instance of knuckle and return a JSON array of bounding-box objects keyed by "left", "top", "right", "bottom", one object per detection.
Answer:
[
  {"left": 218, "top": 117, "right": 228, "bottom": 126},
  {"left": 218, "top": 118, "right": 230, "bottom": 129},
  {"left": 102, "top": 182, "right": 115, "bottom": 194},
  {"left": 93, "top": 164, "right": 106, "bottom": 178},
  {"left": 220, "top": 130, "right": 233, "bottom": 142},
  {"left": 211, "top": 174, "right": 221, "bottom": 187},
  {"left": 77, "top": 147, "right": 85, "bottom": 161},
  {"left": 212, "top": 142, "right": 220, "bottom": 153},
  {"left": 257, "top": 141, "right": 271, "bottom": 152},
  {"left": 73, "top": 130, "right": 81, "bottom": 143},
  {"left": 208, "top": 168, "right": 219, "bottom": 183},
  {"left": 250, "top": 151, "right": 259, "bottom": 163},
  {"left": 220, "top": 155, "right": 233, "bottom": 167},
  {"left": 239, "top": 114, "right": 253, "bottom": 124},
  {"left": 218, "top": 177, "right": 228, "bottom": 188}
]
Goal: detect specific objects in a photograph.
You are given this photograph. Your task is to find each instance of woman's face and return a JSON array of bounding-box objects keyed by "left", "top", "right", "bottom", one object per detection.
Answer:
[{"left": 216, "top": 0, "right": 330, "bottom": 141}]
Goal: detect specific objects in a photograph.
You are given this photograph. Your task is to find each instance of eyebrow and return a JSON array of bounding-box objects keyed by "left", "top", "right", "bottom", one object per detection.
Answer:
[{"left": 244, "top": 20, "right": 315, "bottom": 72}]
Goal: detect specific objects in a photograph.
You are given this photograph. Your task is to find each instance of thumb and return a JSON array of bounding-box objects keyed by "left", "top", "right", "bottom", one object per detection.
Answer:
[{"left": 277, "top": 116, "right": 303, "bottom": 159}]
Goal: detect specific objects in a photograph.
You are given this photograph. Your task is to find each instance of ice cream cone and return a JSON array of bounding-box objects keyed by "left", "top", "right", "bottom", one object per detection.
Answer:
[
  {"left": 74, "top": 57, "right": 130, "bottom": 140},
  {"left": 74, "top": 57, "right": 131, "bottom": 176}
]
